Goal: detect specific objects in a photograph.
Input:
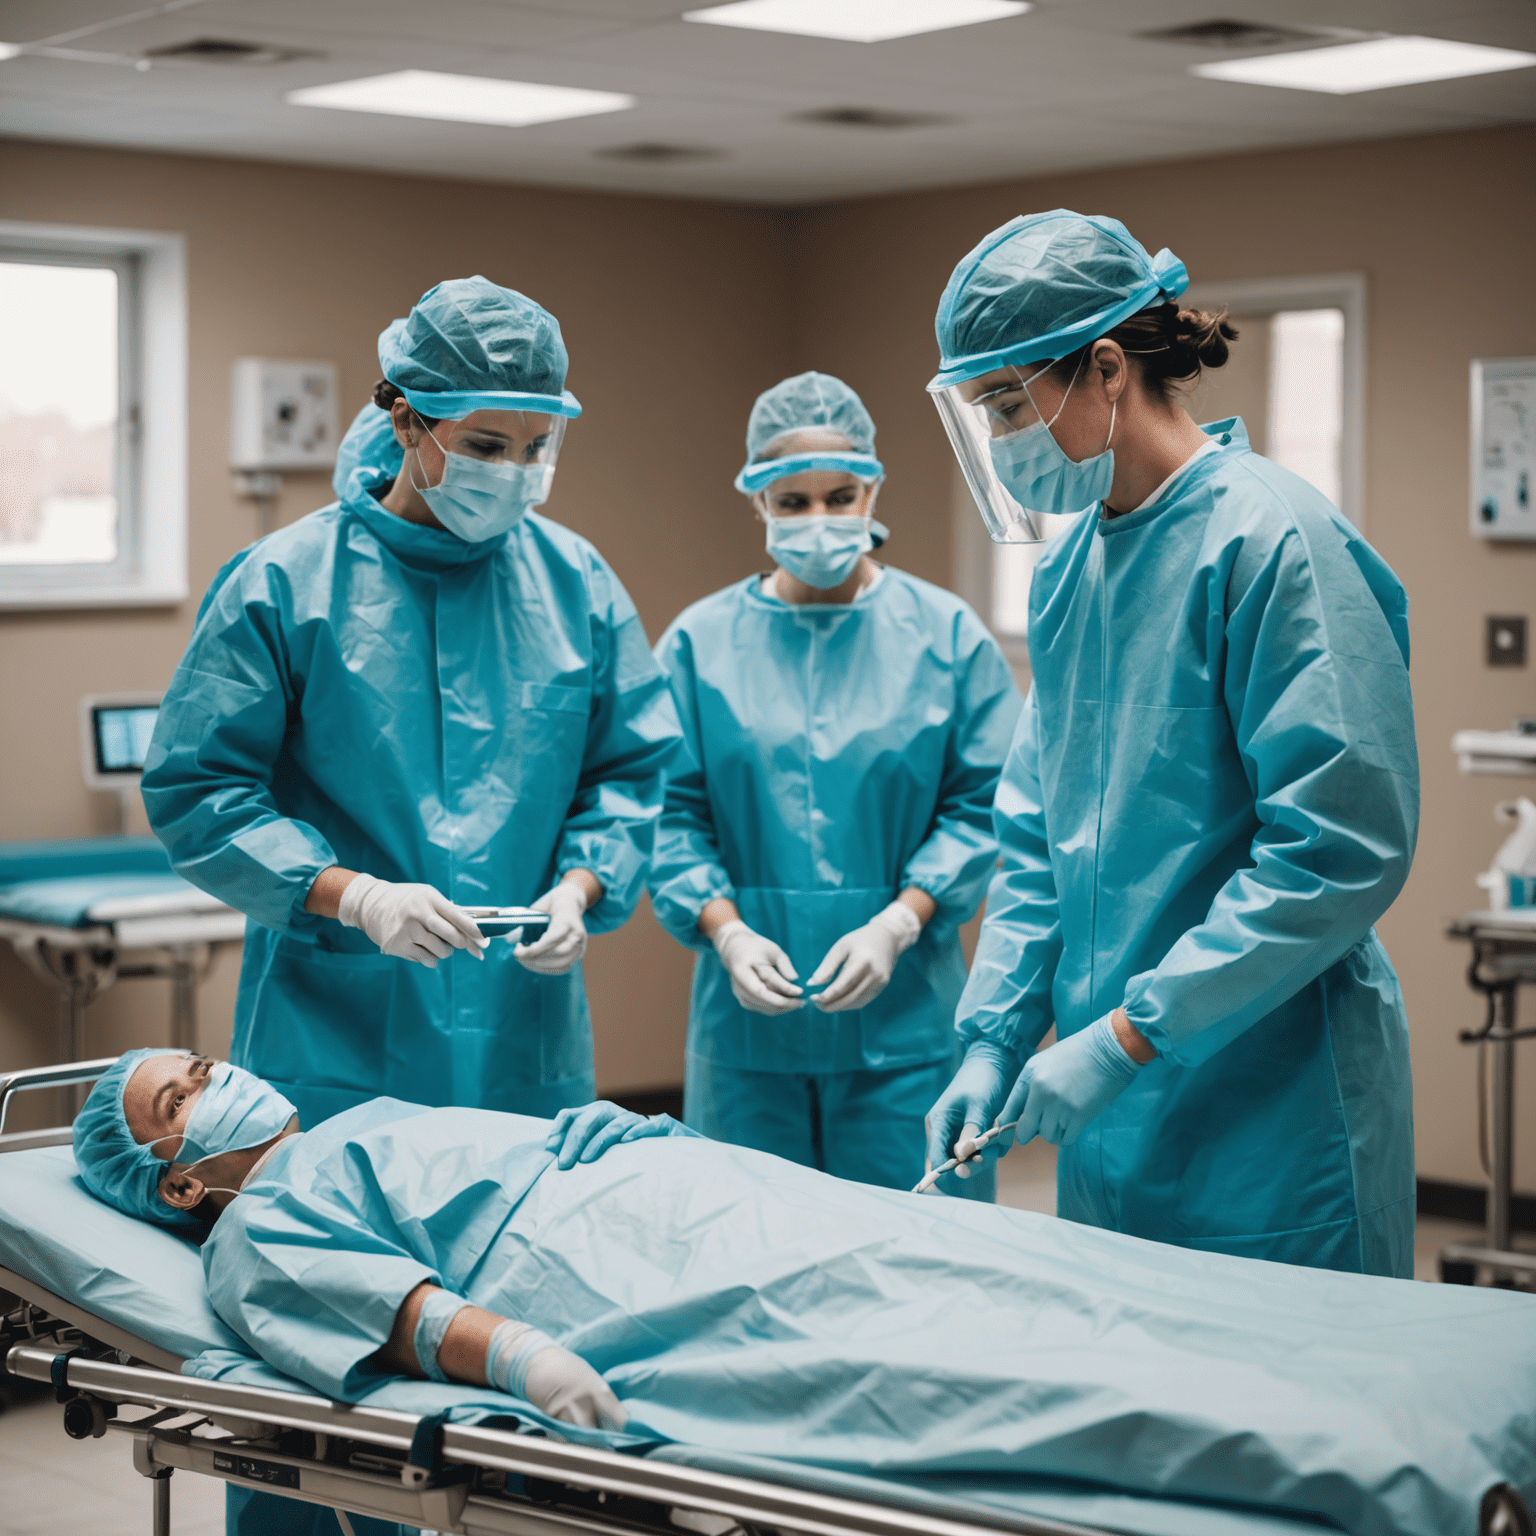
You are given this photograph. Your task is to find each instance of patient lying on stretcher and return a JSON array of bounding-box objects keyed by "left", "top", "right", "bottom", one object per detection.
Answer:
[{"left": 72, "top": 1048, "right": 1536, "bottom": 1536}]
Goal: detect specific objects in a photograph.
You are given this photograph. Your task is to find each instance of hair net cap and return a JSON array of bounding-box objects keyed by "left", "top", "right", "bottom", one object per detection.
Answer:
[
  {"left": 73, "top": 1047, "right": 205, "bottom": 1234},
  {"left": 378, "top": 276, "right": 581, "bottom": 421},
  {"left": 737, "top": 372, "right": 884, "bottom": 493},
  {"left": 931, "top": 210, "right": 1189, "bottom": 387}
]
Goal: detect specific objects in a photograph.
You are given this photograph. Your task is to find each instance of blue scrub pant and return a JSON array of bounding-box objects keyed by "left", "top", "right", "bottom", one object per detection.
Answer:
[{"left": 684, "top": 1052, "right": 995, "bottom": 1201}]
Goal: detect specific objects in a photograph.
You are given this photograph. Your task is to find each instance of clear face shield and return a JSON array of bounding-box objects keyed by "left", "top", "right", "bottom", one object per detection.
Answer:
[
  {"left": 438, "top": 409, "right": 568, "bottom": 471},
  {"left": 927, "top": 362, "right": 1059, "bottom": 545},
  {"left": 753, "top": 467, "right": 880, "bottom": 522}
]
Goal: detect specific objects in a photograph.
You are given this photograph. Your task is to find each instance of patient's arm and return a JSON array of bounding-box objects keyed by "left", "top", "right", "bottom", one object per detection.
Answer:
[
  {"left": 380, "top": 1282, "right": 627, "bottom": 1431},
  {"left": 381, "top": 1282, "right": 498, "bottom": 1383}
]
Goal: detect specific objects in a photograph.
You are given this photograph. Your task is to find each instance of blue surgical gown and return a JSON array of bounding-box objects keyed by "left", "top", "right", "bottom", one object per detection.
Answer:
[
  {"left": 200, "top": 1100, "right": 1535, "bottom": 1536},
  {"left": 142, "top": 472, "right": 679, "bottom": 1126},
  {"left": 960, "top": 420, "right": 1419, "bottom": 1274},
  {"left": 649, "top": 569, "right": 1021, "bottom": 1075}
]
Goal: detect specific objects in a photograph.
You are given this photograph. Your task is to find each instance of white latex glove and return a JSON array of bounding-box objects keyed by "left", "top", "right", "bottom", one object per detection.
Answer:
[
  {"left": 711, "top": 920, "right": 802, "bottom": 1015},
  {"left": 808, "top": 900, "right": 921, "bottom": 1013},
  {"left": 338, "top": 873, "right": 485, "bottom": 968},
  {"left": 487, "top": 1319, "right": 628, "bottom": 1431},
  {"left": 514, "top": 881, "right": 589, "bottom": 975}
]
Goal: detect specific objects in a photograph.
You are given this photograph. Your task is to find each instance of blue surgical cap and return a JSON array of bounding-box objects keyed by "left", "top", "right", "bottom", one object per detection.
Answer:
[
  {"left": 332, "top": 402, "right": 403, "bottom": 502},
  {"left": 378, "top": 275, "right": 582, "bottom": 421},
  {"left": 931, "top": 210, "right": 1189, "bottom": 387},
  {"left": 736, "top": 371, "right": 884, "bottom": 494},
  {"left": 73, "top": 1047, "right": 204, "bottom": 1234}
]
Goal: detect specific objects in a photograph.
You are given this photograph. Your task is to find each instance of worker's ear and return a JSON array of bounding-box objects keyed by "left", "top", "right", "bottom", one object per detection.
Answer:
[
  {"left": 389, "top": 397, "right": 418, "bottom": 450},
  {"left": 158, "top": 1169, "right": 205, "bottom": 1211},
  {"left": 1092, "top": 340, "right": 1128, "bottom": 404}
]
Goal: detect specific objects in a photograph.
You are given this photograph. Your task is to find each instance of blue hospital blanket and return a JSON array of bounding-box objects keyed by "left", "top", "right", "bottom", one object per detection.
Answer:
[{"left": 202, "top": 1103, "right": 1536, "bottom": 1536}]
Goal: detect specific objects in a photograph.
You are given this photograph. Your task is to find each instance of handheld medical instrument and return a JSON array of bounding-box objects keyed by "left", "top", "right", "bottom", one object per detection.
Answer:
[
  {"left": 912, "top": 1120, "right": 1018, "bottom": 1194},
  {"left": 464, "top": 907, "right": 551, "bottom": 940}
]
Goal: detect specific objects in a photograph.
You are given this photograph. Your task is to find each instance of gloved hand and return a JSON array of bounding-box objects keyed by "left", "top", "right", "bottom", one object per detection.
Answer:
[
  {"left": 923, "top": 1039, "right": 1023, "bottom": 1184},
  {"left": 808, "top": 900, "right": 922, "bottom": 1013},
  {"left": 486, "top": 1318, "right": 627, "bottom": 1431},
  {"left": 544, "top": 1100, "right": 696, "bottom": 1170},
  {"left": 515, "top": 881, "right": 589, "bottom": 976},
  {"left": 711, "top": 920, "right": 802, "bottom": 1015},
  {"left": 997, "top": 1013, "right": 1142, "bottom": 1151},
  {"left": 338, "top": 873, "right": 486, "bottom": 968}
]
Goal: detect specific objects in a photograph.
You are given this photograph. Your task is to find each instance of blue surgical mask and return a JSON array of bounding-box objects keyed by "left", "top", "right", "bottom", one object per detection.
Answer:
[
  {"left": 988, "top": 367, "right": 1115, "bottom": 516},
  {"left": 414, "top": 427, "right": 553, "bottom": 542},
  {"left": 766, "top": 513, "right": 883, "bottom": 590},
  {"left": 152, "top": 1061, "right": 296, "bottom": 1169}
]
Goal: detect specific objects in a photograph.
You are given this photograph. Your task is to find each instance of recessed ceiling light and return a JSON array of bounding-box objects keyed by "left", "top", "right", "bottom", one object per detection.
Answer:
[
  {"left": 287, "top": 70, "right": 633, "bottom": 127},
  {"left": 683, "top": 0, "right": 1029, "bottom": 45},
  {"left": 1192, "top": 35, "right": 1536, "bottom": 93},
  {"left": 0, "top": 43, "right": 21, "bottom": 61}
]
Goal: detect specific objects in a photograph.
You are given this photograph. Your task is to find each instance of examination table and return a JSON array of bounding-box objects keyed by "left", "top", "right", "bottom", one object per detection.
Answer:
[
  {"left": 1, "top": 1058, "right": 1532, "bottom": 1536},
  {"left": 0, "top": 838, "right": 243, "bottom": 1064}
]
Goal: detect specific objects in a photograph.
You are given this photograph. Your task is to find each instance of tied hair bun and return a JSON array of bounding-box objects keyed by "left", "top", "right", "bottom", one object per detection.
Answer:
[{"left": 1168, "top": 306, "right": 1238, "bottom": 372}]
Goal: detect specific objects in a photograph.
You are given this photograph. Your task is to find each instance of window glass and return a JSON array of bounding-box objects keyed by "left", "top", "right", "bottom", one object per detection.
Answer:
[
  {"left": 1267, "top": 308, "right": 1343, "bottom": 507},
  {"left": 0, "top": 261, "right": 120, "bottom": 565}
]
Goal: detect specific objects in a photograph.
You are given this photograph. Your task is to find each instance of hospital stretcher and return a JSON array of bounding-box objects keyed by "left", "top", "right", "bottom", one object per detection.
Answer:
[
  {"left": 0, "top": 838, "right": 245, "bottom": 1065},
  {"left": 1, "top": 1059, "right": 1531, "bottom": 1536}
]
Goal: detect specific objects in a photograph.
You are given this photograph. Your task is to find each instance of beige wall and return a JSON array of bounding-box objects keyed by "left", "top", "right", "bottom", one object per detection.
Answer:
[
  {"left": 790, "top": 123, "right": 1536, "bottom": 1189},
  {"left": 0, "top": 138, "right": 794, "bottom": 1105},
  {"left": 3, "top": 126, "right": 1533, "bottom": 1189}
]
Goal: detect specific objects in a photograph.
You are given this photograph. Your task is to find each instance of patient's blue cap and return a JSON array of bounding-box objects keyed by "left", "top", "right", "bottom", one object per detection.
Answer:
[
  {"left": 378, "top": 275, "right": 581, "bottom": 422},
  {"left": 931, "top": 210, "right": 1189, "bottom": 387},
  {"left": 73, "top": 1048, "right": 204, "bottom": 1234}
]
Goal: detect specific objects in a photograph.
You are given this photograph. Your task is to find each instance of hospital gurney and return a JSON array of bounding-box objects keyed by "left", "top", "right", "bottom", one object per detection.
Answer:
[
  {"left": 2, "top": 1060, "right": 1532, "bottom": 1536},
  {"left": 1443, "top": 912, "right": 1536, "bottom": 1289},
  {"left": 0, "top": 838, "right": 245, "bottom": 1065}
]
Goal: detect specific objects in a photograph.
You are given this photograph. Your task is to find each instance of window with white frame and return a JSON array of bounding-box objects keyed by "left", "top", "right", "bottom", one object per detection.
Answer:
[
  {"left": 0, "top": 223, "right": 186, "bottom": 609},
  {"left": 962, "top": 273, "right": 1365, "bottom": 651}
]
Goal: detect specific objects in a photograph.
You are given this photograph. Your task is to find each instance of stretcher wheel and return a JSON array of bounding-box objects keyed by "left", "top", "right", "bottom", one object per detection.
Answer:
[
  {"left": 62, "top": 1394, "right": 112, "bottom": 1439},
  {"left": 1438, "top": 1257, "right": 1477, "bottom": 1285}
]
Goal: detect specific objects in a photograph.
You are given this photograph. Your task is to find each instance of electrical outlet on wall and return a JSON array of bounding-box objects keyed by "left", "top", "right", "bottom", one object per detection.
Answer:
[{"left": 1486, "top": 615, "right": 1528, "bottom": 668}]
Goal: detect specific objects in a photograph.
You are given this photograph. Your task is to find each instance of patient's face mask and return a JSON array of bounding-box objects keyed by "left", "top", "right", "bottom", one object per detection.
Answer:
[{"left": 150, "top": 1061, "right": 296, "bottom": 1171}]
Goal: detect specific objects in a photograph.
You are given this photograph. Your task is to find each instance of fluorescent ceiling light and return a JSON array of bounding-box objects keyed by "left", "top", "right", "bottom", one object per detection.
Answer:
[
  {"left": 1193, "top": 35, "right": 1536, "bottom": 94},
  {"left": 287, "top": 70, "right": 633, "bottom": 127},
  {"left": 683, "top": 0, "right": 1029, "bottom": 44}
]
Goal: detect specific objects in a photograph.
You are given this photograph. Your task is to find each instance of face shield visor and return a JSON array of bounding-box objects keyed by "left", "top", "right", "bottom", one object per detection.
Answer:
[{"left": 927, "top": 362, "right": 1067, "bottom": 545}]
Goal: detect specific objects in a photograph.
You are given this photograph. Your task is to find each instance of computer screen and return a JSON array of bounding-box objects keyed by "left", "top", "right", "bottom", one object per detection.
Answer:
[{"left": 92, "top": 704, "right": 160, "bottom": 776}]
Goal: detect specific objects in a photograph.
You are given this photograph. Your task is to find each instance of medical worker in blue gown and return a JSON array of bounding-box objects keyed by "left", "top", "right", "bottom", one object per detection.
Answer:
[
  {"left": 923, "top": 211, "right": 1419, "bottom": 1276},
  {"left": 649, "top": 372, "right": 1021, "bottom": 1194},
  {"left": 143, "top": 275, "right": 679, "bottom": 1132}
]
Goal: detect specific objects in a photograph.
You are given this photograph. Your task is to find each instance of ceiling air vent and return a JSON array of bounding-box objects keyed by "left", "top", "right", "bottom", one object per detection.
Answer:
[
  {"left": 141, "top": 38, "right": 317, "bottom": 65},
  {"left": 793, "top": 106, "right": 953, "bottom": 130},
  {"left": 595, "top": 143, "right": 723, "bottom": 163},
  {"left": 1137, "top": 19, "right": 1338, "bottom": 49}
]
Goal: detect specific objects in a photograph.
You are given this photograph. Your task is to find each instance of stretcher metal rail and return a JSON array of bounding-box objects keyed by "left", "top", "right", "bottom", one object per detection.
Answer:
[{"left": 1, "top": 1338, "right": 1098, "bottom": 1536}]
